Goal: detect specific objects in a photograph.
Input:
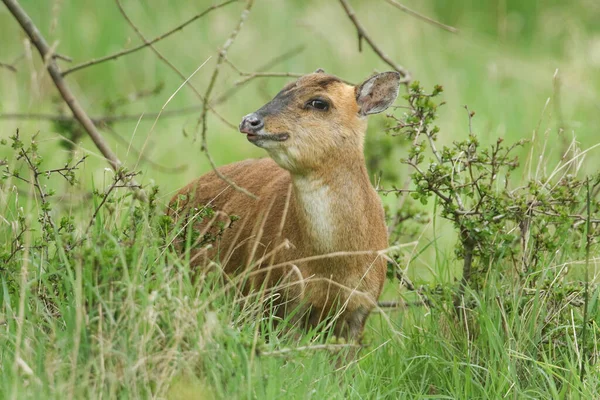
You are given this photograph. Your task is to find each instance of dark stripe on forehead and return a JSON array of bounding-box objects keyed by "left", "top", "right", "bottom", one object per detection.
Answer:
[{"left": 315, "top": 76, "right": 342, "bottom": 88}]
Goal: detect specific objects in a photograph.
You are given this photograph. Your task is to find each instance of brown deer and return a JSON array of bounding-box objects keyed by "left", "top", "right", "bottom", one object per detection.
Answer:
[{"left": 168, "top": 69, "right": 400, "bottom": 340}]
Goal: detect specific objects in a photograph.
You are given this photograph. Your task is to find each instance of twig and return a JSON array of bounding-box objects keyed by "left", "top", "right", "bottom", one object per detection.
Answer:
[
  {"left": 464, "top": 105, "right": 475, "bottom": 136},
  {"left": 18, "top": 149, "right": 57, "bottom": 243},
  {"left": 43, "top": 155, "right": 87, "bottom": 182},
  {"left": 61, "top": 0, "right": 238, "bottom": 76},
  {"left": 259, "top": 343, "right": 361, "bottom": 356},
  {"left": 338, "top": 0, "right": 411, "bottom": 83},
  {"left": 0, "top": 61, "right": 17, "bottom": 72},
  {"left": 234, "top": 71, "right": 304, "bottom": 87},
  {"left": 83, "top": 172, "right": 140, "bottom": 237},
  {"left": 580, "top": 179, "right": 591, "bottom": 382},
  {"left": 225, "top": 64, "right": 355, "bottom": 88},
  {"left": 0, "top": 110, "right": 188, "bottom": 173},
  {"left": 4, "top": 220, "right": 28, "bottom": 264},
  {"left": 114, "top": 0, "right": 236, "bottom": 130},
  {"left": 392, "top": 265, "right": 433, "bottom": 307},
  {"left": 199, "top": 0, "right": 258, "bottom": 200},
  {"left": 1, "top": 0, "right": 147, "bottom": 201},
  {"left": 0, "top": 106, "right": 203, "bottom": 124},
  {"left": 52, "top": 53, "right": 72, "bottom": 62},
  {"left": 134, "top": 57, "right": 212, "bottom": 171},
  {"left": 0, "top": 54, "right": 24, "bottom": 72},
  {"left": 213, "top": 45, "right": 306, "bottom": 105},
  {"left": 251, "top": 45, "right": 306, "bottom": 74},
  {"left": 384, "top": 0, "right": 458, "bottom": 33},
  {"left": 453, "top": 236, "right": 474, "bottom": 311},
  {"left": 376, "top": 300, "right": 428, "bottom": 309},
  {"left": 102, "top": 125, "right": 187, "bottom": 173},
  {"left": 385, "top": 116, "right": 424, "bottom": 235}
]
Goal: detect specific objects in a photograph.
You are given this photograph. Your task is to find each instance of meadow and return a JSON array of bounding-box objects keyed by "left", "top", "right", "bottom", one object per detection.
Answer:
[{"left": 1, "top": 0, "right": 599, "bottom": 398}]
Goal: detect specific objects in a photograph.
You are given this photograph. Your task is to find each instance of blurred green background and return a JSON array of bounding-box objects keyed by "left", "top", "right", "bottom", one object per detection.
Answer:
[{"left": 1, "top": 0, "right": 599, "bottom": 262}]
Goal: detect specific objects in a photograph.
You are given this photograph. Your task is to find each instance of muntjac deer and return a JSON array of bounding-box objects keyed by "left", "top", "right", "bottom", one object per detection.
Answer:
[{"left": 169, "top": 70, "right": 400, "bottom": 340}]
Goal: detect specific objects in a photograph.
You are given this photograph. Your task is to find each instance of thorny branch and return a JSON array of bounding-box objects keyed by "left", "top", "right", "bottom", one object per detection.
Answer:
[
  {"left": 338, "top": 0, "right": 411, "bottom": 83},
  {"left": 1, "top": 0, "right": 147, "bottom": 201},
  {"left": 61, "top": 0, "right": 238, "bottom": 76}
]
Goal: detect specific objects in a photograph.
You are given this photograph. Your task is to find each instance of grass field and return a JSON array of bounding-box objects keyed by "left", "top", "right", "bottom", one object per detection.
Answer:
[{"left": 1, "top": 0, "right": 600, "bottom": 398}]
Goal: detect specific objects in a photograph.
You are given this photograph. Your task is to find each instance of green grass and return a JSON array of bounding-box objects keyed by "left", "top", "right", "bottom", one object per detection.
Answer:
[
  {"left": 1, "top": 193, "right": 598, "bottom": 398},
  {"left": 1, "top": 0, "right": 600, "bottom": 398}
]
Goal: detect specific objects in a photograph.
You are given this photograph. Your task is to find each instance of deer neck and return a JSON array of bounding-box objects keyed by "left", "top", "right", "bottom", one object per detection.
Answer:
[{"left": 290, "top": 154, "right": 373, "bottom": 253}]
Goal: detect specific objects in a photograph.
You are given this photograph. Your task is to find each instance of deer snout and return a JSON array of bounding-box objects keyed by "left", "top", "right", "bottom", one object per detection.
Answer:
[{"left": 239, "top": 113, "right": 264, "bottom": 135}]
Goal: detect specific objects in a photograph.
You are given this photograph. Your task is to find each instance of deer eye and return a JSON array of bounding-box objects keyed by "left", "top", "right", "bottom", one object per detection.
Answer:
[{"left": 305, "top": 99, "right": 329, "bottom": 111}]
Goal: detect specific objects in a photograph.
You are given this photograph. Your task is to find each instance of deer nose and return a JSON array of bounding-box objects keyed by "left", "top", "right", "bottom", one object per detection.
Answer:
[{"left": 239, "top": 113, "right": 264, "bottom": 134}]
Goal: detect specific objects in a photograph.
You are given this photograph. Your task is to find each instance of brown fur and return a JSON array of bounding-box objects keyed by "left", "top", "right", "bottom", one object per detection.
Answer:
[{"left": 168, "top": 71, "right": 400, "bottom": 340}]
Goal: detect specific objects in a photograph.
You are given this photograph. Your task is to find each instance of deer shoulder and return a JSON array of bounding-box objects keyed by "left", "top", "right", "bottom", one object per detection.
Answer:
[{"left": 169, "top": 69, "right": 401, "bottom": 340}]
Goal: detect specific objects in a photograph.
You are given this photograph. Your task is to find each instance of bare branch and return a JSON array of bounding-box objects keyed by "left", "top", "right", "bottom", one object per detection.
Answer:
[
  {"left": 213, "top": 45, "right": 305, "bottom": 105},
  {"left": 253, "top": 45, "right": 306, "bottom": 73},
  {"left": 384, "top": 0, "right": 458, "bottom": 33},
  {"left": 101, "top": 125, "right": 187, "bottom": 173},
  {"left": 224, "top": 62, "right": 355, "bottom": 87},
  {"left": 83, "top": 171, "right": 140, "bottom": 237},
  {"left": 0, "top": 53, "right": 24, "bottom": 72},
  {"left": 114, "top": 0, "right": 254, "bottom": 197},
  {"left": 0, "top": 108, "right": 189, "bottom": 173},
  {"left": 114, "top": 0, "right": 236, "bottom": 130},
  {"left": 61, "top": 0, "right": 238, "bottom": 76},
  {"left": 1, "top": 0, "right": 147, "bottom": 201},
  {"left": 376, "top": 300, "right": 428, "bottom": 309},
  {"left": 18, "top": 148, "right": 57, "bottom": 236},
  {"left": 260, "top": 343, "right": 361, "bottom": 356},
  {"left": 42, "top": 155, "right": 87, "bottom": 181},
  {"left": 0, "top": 61, "right": 17, "bottom": 72},
  {"left": 233, "top": 71, "right": 304, "bottom": 87},
  {"left": 464, "top": 105, "right": 474, "bottom": 136},
  {"left": 199, "top": 0, "right": 258, "bottom": 200},
  {"left": 211, "top": 45, "right": 305, "bottom": 106},
  {"left": 338, "top": 0, "right": 411, "bottom": 83},
  {"left": 52, "top": 53, "right": 72, "bottom": 62},
  {"left": 0, "top": 106, "right": 203, "bottom": 124}
]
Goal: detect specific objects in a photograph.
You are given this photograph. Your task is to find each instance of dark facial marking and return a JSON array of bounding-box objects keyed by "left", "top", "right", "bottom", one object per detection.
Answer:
[
  {"left": 316, "top": 76, "right": 341, "bottom": 89},
  {"left": 255, "top": 85, "right": 296, "bottom": 118},
  {"left": 253, "top": 74, "right": 342, "bottom": 119}
]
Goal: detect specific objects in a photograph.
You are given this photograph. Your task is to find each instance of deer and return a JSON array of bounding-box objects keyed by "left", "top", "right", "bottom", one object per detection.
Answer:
[{"left": 168, "top": 69, "right": 401, "bottom": 341}]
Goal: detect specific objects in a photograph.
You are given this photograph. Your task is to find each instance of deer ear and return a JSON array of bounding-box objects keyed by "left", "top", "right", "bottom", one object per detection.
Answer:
[{"left": 356, "top": 71, "right": 400, "bottom": 116}]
